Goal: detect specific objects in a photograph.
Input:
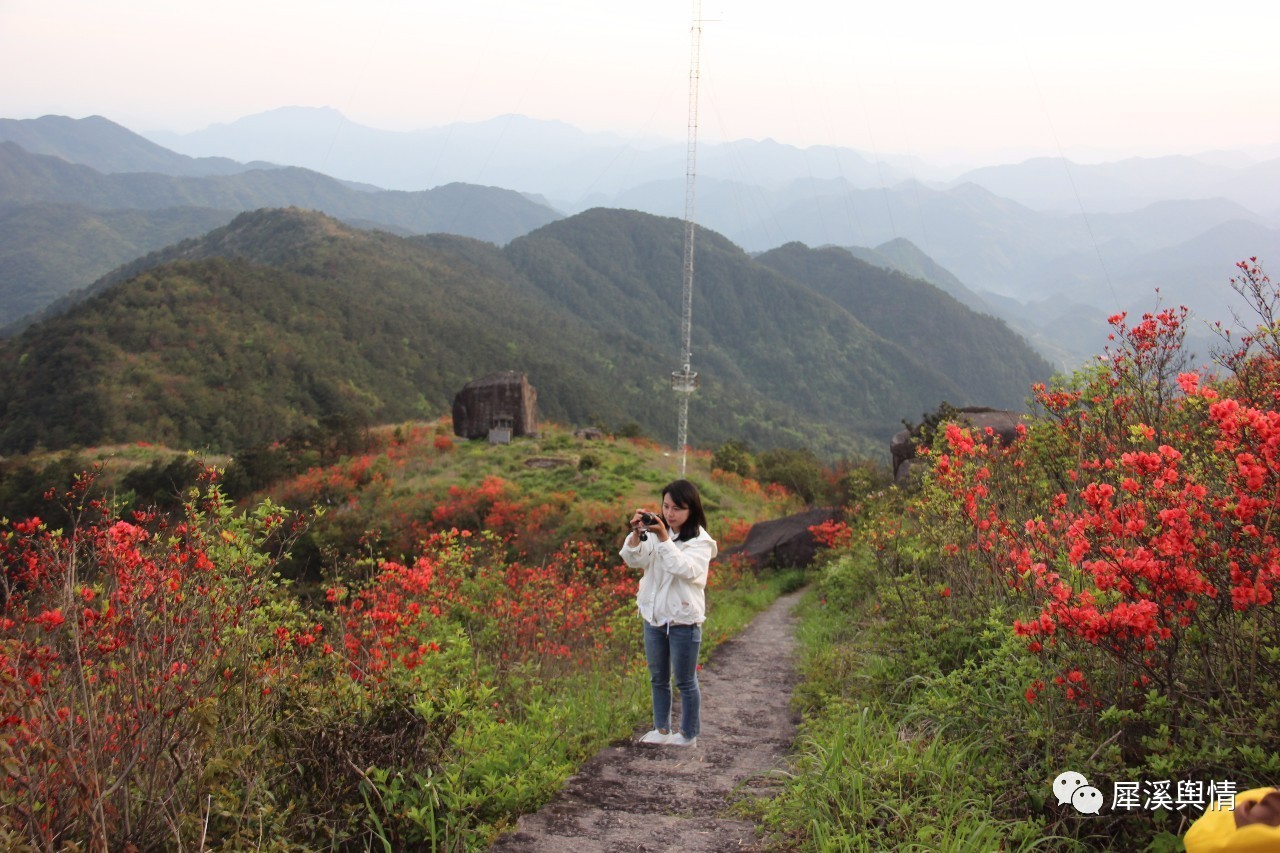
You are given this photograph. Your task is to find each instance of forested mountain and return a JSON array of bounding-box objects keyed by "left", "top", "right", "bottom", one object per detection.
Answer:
[
  {"left": 686, "top": 177, "right": 1279, "bottom": 366},
  {"left": 0, "top": 140, "right": 562, "bottom": 327},
  {"left": 0, "top": 203, "right": 234, "bottom": 327},
  {"left": 754, "top": 242, "right": 1053, "bottom": 405},
  {"left": 0, "top": 208, "right": 1051, "bottom": 459},
  {"left": 504, "top": 210, "right": 979, "bottom": 444},
  {"left": 0, "top": 209, "right": 619, "bottom": 455},
  {"left": 843, "top": 237, "right": 991, "bottom": 313}
]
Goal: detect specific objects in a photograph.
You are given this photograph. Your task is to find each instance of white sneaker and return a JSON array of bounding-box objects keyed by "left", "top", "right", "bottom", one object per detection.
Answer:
[
  {"left": 669, "top": 733, "right": 697, "bottom": 747},
  {"left": 639, "top": 729, "right": 673, "bottom": 744}
]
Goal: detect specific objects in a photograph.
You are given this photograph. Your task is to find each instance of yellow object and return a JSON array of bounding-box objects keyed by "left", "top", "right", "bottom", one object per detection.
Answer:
[{"left": 1184, "top": 788, "right": 1280, "bottom": 853}]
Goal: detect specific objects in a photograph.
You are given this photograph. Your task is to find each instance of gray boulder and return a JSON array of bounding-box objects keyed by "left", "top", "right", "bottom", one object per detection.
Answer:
[{"left": 730, "top": 507, "right": 842, "bottom": 570}]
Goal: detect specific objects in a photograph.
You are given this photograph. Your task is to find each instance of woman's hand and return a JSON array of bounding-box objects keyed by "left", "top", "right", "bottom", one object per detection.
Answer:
[{"left": 626, "top": 509, "right": 645, "bottom": 546}]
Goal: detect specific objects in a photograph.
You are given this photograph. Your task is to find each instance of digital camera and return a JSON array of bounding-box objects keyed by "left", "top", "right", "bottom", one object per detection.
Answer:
[{"left": 636, "top": 511, "right": 660, "bottom": 541}]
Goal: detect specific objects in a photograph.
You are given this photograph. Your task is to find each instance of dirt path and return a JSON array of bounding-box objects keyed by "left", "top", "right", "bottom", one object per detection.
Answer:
[{"left": 490, "top": 589, "right": 804, "bottom": 852}]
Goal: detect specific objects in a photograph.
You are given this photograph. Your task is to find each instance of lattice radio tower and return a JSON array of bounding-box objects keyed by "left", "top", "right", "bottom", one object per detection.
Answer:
[{"left": 670, "top": 0, "right": 703, "bottom": 476}]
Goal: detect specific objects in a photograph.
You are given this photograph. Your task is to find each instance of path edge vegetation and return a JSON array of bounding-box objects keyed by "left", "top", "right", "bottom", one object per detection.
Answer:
[{"left": 746, "top": 260, "right": 1280, "bottom": 851}]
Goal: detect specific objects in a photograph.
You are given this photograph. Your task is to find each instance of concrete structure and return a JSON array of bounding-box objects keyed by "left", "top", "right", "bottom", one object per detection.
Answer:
[{"left": 451, "top": 371, "right": 538, "bottom": 442}]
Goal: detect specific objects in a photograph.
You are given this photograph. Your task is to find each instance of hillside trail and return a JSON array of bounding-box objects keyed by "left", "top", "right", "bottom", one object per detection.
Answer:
[{"left": 490, "top": 588, "right": 804, "bottom": 853}]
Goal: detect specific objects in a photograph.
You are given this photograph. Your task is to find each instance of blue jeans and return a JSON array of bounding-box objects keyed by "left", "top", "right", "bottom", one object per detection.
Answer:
[{"left": 643, "top": 621, "right": 702, "bottom": 739}]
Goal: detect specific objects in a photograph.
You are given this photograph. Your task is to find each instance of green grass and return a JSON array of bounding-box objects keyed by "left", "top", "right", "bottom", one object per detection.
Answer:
[{"left": 744, "top": 557, "right": 1081, "bottom": 852}]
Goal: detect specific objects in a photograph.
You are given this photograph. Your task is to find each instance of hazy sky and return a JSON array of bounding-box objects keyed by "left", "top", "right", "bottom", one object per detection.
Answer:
[{"left": 3, "top": 0, "right": 1278, "bottom": 167}]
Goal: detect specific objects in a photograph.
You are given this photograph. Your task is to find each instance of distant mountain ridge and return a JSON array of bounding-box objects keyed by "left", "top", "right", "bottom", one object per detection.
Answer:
[
  {"left": 0, "top": 114, "right": 275, "bottom": 177},
  {"left": 705, "top": 178, "right": 1279, "bottom": 366},
  {"left": 0, "top": 207, "right": 1052, "bottom": 459},
  {"left": 843, "top": 238, "right": 991, "bottom": 314},
  {"left": 0, "top": 142, "right": 557, "bottom": 240},
  {"left": 138, "top": 106, "right": 1280, "bottom": 222},
  {"left": 949, "top": 155, "right": 1280, "bottom": 217},
  {"left": 0, "top": 128, "right": 562, "bottom": 328},
  {"left": 144, "top": 106, "right": 911, "bottom": 205},
  {"left": 5, "top": 110, "right": 1279, "bottom": 372}
]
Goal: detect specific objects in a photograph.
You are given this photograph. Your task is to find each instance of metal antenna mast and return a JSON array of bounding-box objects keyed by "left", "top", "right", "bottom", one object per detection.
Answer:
[{"left": 671, "top": 0, "right": 702, "bottom": 476}]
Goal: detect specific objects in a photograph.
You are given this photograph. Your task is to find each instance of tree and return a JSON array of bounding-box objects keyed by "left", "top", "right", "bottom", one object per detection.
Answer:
[
  {"left": 755, "top": 447, "right": 825, "bottom": 505},
  {"left": 711, "top": 439, "right": 754, "bottom": 478}
]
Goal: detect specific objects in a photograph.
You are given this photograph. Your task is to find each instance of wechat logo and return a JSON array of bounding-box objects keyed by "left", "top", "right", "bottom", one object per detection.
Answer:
[{"left": 1054, "top": 771, "right": 1104, "bottom": 815}]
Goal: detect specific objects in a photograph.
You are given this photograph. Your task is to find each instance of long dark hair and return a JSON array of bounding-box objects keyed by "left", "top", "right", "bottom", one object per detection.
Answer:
[{"left": 662, "top": 479, "right": 708, "bottom": 543}]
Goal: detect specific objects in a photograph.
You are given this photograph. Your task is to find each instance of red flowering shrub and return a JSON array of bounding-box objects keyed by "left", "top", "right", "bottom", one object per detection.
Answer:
[
  {"left": 912, "top": 270, "right": 1280, "bottom": 787},
  {"left": 706, "top": 551, "right": 752, "bottom": 590},
  {"left": 718, "top": 518, "right": 755, "bottom": 550},
  {"left": 2, "top": 419, "right": 785, "bottom": 848},
  {"left": 0, "top": 472, "right": 313, "bottom": 849},
  {"left": 276, "top": 453, "right": 384, "bottom": 507},
  {"left": 332, "top": 530, "right": 636, "bottom": 684},
  {"left": 809, "top": 519, "right": 853, "bottom": 551}
]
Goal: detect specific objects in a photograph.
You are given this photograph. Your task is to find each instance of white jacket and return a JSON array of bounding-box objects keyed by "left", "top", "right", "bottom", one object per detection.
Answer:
[{"left": 620, "top": 527, "right": 718, "bottom": 626}]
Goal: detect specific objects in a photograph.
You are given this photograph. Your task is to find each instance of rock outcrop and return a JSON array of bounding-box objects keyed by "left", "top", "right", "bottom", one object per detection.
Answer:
[
  {"left": 730, "top": 507, "right": 842, "bottom": 569},
  {"left": 892, "top": 406, "right": 1026, "bottom": 482}
]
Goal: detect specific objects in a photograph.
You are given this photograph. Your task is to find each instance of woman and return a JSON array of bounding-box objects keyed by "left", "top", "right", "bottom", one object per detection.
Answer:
[{"left": 620, "top": 479, "right": 718, "bottom": 747}]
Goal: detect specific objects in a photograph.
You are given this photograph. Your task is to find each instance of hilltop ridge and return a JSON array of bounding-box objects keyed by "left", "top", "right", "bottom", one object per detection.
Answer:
[{"left": 0, "top": 207, "right": 1051, "bottom": 458}]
